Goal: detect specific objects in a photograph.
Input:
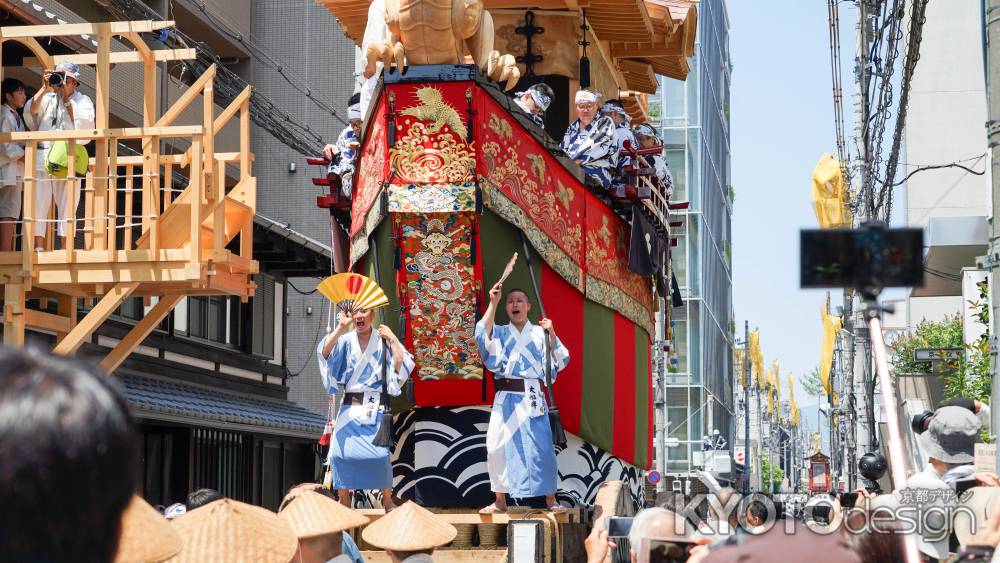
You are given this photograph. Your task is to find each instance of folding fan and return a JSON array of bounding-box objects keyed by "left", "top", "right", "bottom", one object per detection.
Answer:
[
  {"left": 498, "top": 252, "right": 518, "bottom": 284},
  {"left": 316, "top": 273, "right": 389, "bottom": 314}
]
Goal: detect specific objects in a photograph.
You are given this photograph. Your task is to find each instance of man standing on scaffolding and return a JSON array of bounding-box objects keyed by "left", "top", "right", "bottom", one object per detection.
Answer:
[
  {"left": 24, "top": 62, "right": 94, "bottom": 252},
  {"left": 475, "top": 280, "right": 570, "bottom": 514}
]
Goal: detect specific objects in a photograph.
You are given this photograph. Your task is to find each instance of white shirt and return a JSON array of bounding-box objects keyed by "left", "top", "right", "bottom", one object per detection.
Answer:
[
  {"left": 401, "top": 555, "right": 433, "bottom": 563},
  {"left": 0, "top": 104, "right": 25, "bottom": 186},
  {"left": 23, "top": 90, "right": 96, "bottom": 155},
  {"left": 326, "top": 555, "right": 354, "bottom": 563}
]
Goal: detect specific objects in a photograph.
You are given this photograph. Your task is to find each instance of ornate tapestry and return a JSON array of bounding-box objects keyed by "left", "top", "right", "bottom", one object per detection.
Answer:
[
  {"left": 585, "top": 195, "right": 655, "bottom": 334},
  {"left": 389, "top": 182, "right": 476, "bottom": 213},
  {"left": 351, "top": 99, "right": 388, "bottom": 237},
  {"left": 478, "top": 107, "right": 585, "bottom": 282},
  {"left": 353, "top": 407, "right": 643, "bottom": 511},
  {"left": 388, "top": 84, "right": 477, "bottom": 185},
  {"left": 397, "top": 213, "right": 482, "bottom": 380}
]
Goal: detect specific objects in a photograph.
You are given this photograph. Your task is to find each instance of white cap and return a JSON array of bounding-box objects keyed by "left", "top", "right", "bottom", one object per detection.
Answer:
[
  {"left": 347, "top": 103, "right": 362, "bottom": 121},
  {"left": 575, "top": 90, "right": 601, "bottom": 104}
]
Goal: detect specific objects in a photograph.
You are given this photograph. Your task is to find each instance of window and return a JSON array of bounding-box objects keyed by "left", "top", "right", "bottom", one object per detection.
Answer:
[
  {"left": 251, "top": 274, "right": 276, "bottom": 359},
  {"left": 188, "top": 296, "right": 242, "bottom": 348}
]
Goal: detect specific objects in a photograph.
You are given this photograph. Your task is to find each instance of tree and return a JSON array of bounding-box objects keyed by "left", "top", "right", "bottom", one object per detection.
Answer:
[
  {"left": 887, "top": 299, "right": 990, "bottom": 406},
  {"left": 760, "top": 457, "right": 784, "bottom": 493},
  {"left": 887, "top": 314, "right": 963, "bottom": 375},
  {"left": 800, "top": 366, "right": 824, "bottom": 401}
]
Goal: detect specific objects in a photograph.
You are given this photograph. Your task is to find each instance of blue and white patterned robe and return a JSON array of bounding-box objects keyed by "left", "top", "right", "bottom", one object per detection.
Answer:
[
  {"left": 612, "top": 122, "right": 637, "bottom": 182},
  {"left": 560, "top": 116, "right": 617, "bottom": 189},
  {"left": 317, "top": 331, "right": 415, "bottom": 490},
  {"left": 475, "top": 320, "right": 570, "bottom": 497},
  {"left": 327, "top": 126, "right": 359, "bottom": 197}
]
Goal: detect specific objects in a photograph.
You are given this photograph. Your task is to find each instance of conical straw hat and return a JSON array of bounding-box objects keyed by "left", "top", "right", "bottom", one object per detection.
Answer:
[
  {"left": 278, "top": 490, "right": 369, "bottom": 538},
  {"left": 114, "top": 495, "right": 182, "bottom": 563},
  {"left": 361, "top": 501, "right": 457, "bottom": 551},
  {"left": 171, "top": 498, "right": 298, "bottom": 563}
]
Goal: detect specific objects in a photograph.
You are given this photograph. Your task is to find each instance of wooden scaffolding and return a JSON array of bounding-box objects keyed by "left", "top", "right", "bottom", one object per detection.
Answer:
[{"left": 0, "top": 20, "right": 257, "bottom": 372}]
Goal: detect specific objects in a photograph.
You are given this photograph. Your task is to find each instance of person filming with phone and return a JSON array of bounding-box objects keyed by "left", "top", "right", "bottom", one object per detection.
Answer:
[{"left": 23, "top": 61, "right": 95, "bottom": 252}]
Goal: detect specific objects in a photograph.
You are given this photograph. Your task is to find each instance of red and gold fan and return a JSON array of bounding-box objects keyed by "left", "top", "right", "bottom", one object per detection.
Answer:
[{"left": 316, "top": 273, "right": 389, "bottom": 314}]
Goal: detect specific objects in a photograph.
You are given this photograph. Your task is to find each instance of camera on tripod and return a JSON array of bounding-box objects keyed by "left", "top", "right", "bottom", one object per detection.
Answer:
[
  {"left": 799, "top": 221, "right": 923, "bottom": 296},
  {"left": 47, "top": 71, "right": 66, "bottom": 87}
]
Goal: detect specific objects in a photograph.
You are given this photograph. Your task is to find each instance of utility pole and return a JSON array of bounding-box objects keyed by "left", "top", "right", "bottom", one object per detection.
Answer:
[
  {"left": 743, "top": 321, "right": 751, "bottom": 494},
  {"left": 756, "top": 384, "right": 764, "bottom": 491},
  {"left": 843, "top": 0, "right": 873, "bottom": 489},
  {"left": 987, "top": 0, "right": 1000, "bottom": 470},
  {"left": 655, "top": 300, "right": 667, "bottom": 492}
]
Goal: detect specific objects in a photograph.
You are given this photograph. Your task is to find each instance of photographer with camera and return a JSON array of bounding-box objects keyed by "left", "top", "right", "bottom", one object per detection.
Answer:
[{"left": 23, "top": 61, "right": 95, "bottom": 252}]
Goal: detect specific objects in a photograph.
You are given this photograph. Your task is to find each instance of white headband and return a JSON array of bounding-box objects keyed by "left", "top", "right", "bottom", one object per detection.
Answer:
[
  {"left": 529, "top": 89, "right": 552, "bottom": 112},
  {"left": 347, "top": 103, "right": 362, "bottom": 121},
  {"left": 575, "top": 90, "right": 601, "bottom": 104},
  {"left": 602, "top": 102, "right": 631, "bottom": 121}
]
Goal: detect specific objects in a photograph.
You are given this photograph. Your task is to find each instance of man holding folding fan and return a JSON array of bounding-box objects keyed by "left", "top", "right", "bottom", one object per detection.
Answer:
[
  {"left": 475, "top": 273, "right": 571, "bottom": 515},
  {"left": 316, "top": 274, "right": 414, "bottom": 512}
]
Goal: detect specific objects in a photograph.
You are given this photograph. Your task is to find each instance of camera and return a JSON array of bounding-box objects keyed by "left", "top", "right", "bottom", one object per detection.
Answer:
[
  {"left": 799, "top": 222, "right": 923, "bottom": 293},
  {"left": 858, "top": 451, "right": 888, "bottom": 493},
  {"left": 639, "top": 537, "right": 698, "bottom": 563},
  {"left": 47, "top": 71, "right": 66, "bottom": 87},
  {"left": 910, "top": 410, "right": 934, "bottom": 434}
]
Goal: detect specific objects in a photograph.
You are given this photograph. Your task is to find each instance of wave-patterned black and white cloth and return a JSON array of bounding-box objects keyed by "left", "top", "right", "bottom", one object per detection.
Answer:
[{"left": 352, "top": 407, "right": 642, "bottom": 510}]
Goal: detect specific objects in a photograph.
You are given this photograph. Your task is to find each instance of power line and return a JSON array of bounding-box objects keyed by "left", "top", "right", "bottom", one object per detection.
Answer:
[
  {"left": 827, "top": 0, "right": 850, "bottom": 182},
  {"left": 173, "top": 0, "right": 350, "bottom": 129},
  {"left": 102, "top": 0, "right": 330, "bottom": 156},
  {"left": 878, "top": 0, "right": 929, "bottom": 222},
  {"left": 888, "top": 160, "right": 985, "bottom": 188}
]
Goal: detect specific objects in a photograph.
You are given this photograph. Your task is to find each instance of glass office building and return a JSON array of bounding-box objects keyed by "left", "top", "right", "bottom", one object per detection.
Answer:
[{"left": 654, "top": 0, "right": 734, "bottom": 474}]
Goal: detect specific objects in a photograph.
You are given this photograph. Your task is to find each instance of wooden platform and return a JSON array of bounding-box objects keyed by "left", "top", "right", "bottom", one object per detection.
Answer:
[
  {"left": 0, "top": 20, "right": 257, "bottom": 373},
  {"left": 360, "top": 550, "right": 507, "bottom": 562},
  {"left": 355, "top": 507, "right": 586, "bottom": 525}
]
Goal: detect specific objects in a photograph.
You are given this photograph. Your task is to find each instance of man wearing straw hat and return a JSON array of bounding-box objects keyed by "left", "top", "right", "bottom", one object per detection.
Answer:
[
  {"left": 475, "top": 280, "right": 570, "bottom": 514},
  {"left": 278, "top": 489, "right": 368, "bottom": 563},
  {"left": 317, "top": 307, "right": 415, "bottom": 511},
  {"left": 362, "top": 501, "right": 457, "bottom": 562},
  {"left": 171, "top": 498, "right": 299, "bottom": 563}
]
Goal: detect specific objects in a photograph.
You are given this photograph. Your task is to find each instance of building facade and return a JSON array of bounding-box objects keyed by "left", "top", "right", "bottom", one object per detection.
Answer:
[
  {"left": 902, "top": 0, "right": 989, "bottom": 325},
  {"left": 0, "top": 0, "right": 338, "bottom": 510},
  {"left": 656, "top": 0, "right": 735, "bottom": 477}
]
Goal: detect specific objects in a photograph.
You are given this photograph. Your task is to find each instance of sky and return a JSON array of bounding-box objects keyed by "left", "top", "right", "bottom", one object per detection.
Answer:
[{"left": 729, "top": 0, "right": 854, "bottom": 424}]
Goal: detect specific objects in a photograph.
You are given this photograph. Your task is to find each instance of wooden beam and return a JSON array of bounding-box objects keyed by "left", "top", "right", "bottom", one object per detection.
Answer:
[
  {"left": 155, "top": 64, "right": 217, "bottom": 128},
  {"left": 23, "top": 49, "right": 196, "bottom": 67},
  {"left": 24, "top": 308, "right": 73, "bottom": 334},
  {"left": 3, "top": 282, "right": 25, "bottom": 347},
  {"left": 0, "top": 125, "right": 204, "bottom": 142},
  {"left": 56, "top": 296, "right": 77, "bottom": 344},
  {"left": 52, "top": 282, "right": 139, "bottom": 356},
  {"left": 0, "top": 20, "right": 174, "bottom": 40},
  {"left": 100, "top": 295, "right": 181, "bottom": 373},
  {"left": 96, "top": 24, "right": 111, "bottom": 130}
]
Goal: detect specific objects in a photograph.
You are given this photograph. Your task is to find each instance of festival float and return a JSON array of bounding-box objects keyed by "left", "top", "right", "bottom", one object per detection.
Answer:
[{"left": 314, "top": 0, "right": 698, "bottom": 558}]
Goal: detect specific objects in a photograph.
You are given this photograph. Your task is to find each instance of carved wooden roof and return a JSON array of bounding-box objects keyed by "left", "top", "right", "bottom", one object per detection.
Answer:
[{"left": 315, "top": 0, "right": 698, "bottom": 82}]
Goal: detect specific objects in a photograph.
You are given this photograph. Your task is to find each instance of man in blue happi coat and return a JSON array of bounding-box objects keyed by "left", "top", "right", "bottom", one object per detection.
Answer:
[
  {"left": 475, "top": 280, "right": 570, "bottom": 514},
  {"left": 322, "top": 93, "right": 363, "bottom": 198},
  {"left": 560, "top": 89, "right": 617, "bottom": 190},
  {"left": 317, "top": 307, "right": 414, "bottom": 511},
  {"left": 601, "top": 99, "right": 636, "bottom": 183}
]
